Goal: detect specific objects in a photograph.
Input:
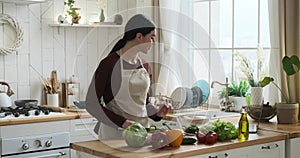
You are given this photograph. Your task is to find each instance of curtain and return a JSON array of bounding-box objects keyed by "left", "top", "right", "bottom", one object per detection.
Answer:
[
  {"left": 279, "top": 0, "right": 300, "bottom": 103},
  {"left": 154, "top": 0, "right": 194, "bottom": 96},
  {"left": 266, "top": 0, "right": 281, "bottom": 104}
]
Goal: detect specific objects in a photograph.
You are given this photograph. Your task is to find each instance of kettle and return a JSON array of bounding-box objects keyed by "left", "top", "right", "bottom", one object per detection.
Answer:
[{"left": 0, "top": 81, "right": 14, "bottom": 107}]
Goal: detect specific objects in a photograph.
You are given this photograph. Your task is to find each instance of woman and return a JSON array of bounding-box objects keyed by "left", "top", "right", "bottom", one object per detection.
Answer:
[{"left": 86, "top": 14, "right": 172, "bottom": 139}]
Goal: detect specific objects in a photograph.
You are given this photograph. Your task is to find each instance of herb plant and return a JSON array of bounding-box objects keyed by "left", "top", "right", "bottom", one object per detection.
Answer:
[{"left": 218, "top": 80, "right": 250, "bottom": 99}]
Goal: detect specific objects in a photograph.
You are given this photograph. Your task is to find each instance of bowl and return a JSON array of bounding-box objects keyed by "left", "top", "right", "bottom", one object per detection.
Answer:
[
  {"left": 247, "top": 105, "right": 276, "bottom": 122},
  {"left": 15, "top": 99, "right": 38, "bottom": 107},
  {"left": 73, "top": 101, "right": 86, "bottom": 109}
]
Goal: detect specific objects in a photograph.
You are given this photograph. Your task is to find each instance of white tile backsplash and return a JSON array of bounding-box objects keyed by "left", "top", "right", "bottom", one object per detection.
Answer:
[{"left": 0, "top": 0, "right": 154, "bottom": 104}]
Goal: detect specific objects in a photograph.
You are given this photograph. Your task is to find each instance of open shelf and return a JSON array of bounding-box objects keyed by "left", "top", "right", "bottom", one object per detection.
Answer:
[
  {"left": 49, "top": 23, "right": 123, "bottom": 28},
  {"left": 0, "top": 0, "right": 49, "bottom": 4}
]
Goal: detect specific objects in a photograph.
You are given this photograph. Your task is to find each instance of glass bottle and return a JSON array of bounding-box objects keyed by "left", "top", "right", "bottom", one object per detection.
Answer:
[{"left": 238, "top": 106, "right": 249, "bottom": 141}]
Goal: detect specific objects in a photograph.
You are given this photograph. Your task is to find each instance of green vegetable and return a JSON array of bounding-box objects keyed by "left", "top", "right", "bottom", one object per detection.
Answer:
[
  {"left": 181, "top": 137, "right": 197, "bottom": 145},
  {"left": 122, "top": 123, "right": 148, "bottom": 147},
  {"left": 212, "top": 120, "right": 238, "bottom": 141},
  {"left": 184, "top": 124, "right": 199, "bottom": 134}
]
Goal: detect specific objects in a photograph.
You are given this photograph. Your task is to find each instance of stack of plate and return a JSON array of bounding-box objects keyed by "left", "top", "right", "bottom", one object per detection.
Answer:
[{"left": 170, "top": 80, "right": 210, "bottom": 109}]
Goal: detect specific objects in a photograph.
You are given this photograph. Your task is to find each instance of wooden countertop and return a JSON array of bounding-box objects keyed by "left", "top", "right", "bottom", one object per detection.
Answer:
[
  {"left": 248, "top": 117, "right": 300, "bottom": 138},
  {"left": 68, "top": 109, "right": 300, "bottom": 157},
  {"left": 0, "top": 109, "right": 92, "bottom": 126},
  {"left": 71, "top": 130, "right": 286, "bottom": 158}
]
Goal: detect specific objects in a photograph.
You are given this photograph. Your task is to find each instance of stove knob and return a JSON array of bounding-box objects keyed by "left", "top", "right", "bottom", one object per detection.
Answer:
[
  {"left": 25, "top": 111, "right": 30, "bottom": 116},
  {"left": 14, "top": 112, "right": 20, "bottom": 117},
  {"left": 22, "top": 143, "right": 29, "bottom": 150},
  {"left": 35, "top": 139, "right": 42, "bottom": 147},
  {"left": 44, "top": 109, "right": 50, "bottom": 115},
  {"left": 35, "top": 110, "right": 40, "bottom": 116},
  {"left": 45, "top": 140, "right": 52, "bottom": 147}
]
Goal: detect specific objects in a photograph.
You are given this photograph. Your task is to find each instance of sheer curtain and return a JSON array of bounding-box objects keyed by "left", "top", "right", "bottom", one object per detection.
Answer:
[
  {"left": 278, "top": 0, "right": 300, "bottom": 103},
  {"left": 266, "top": 0, "right": 281, "bottom": 104},
  {"left": 154, "top": 0, "right": 194, "bottom": 96}
]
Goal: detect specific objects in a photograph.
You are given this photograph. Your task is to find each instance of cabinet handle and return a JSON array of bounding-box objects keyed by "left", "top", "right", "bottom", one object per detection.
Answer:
[
  {"left": 208, "top": 153, "right": 228, "bottom": 158},
  {"left": 261, "top": 143, "right": 279, "bottom": 149}
]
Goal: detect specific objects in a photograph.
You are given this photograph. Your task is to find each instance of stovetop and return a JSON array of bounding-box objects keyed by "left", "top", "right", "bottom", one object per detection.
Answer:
[{"left": 0, "top": 105, "right": 64, "bottom": 119}]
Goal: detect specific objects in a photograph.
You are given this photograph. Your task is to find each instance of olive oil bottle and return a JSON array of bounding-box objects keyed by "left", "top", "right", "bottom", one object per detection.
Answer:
[{"left": 238, "top": 106, "right": 249, "bottom": 141}]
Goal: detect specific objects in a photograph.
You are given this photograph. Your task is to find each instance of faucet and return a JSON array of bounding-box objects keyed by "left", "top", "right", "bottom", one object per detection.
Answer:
[{"left": 211, "top": 77, "right": 233, "bottom": 111}]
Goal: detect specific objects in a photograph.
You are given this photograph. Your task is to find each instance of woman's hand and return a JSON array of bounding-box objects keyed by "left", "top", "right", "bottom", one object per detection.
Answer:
[
  {"left": 156, "top": 103, "right": 173, "bottom": 118},
  {"left": 122, "top": 120, "right": 136, "bottom": 129}
]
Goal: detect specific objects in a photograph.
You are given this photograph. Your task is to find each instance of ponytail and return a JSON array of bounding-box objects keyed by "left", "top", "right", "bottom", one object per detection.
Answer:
[{"left": 109, "top": 38, "right": 127, "bottom": 54}]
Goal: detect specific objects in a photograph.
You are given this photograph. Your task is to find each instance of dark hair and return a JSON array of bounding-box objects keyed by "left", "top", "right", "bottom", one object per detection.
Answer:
[{"left": 110, "top": 14, "right": 156, "bottom": 53}]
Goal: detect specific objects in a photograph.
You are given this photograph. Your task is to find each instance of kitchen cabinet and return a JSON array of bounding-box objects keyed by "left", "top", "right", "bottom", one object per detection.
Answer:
[
  {"left": 190, "top": 145, "right": 251, "bottom": 158},
  {"left": 69, "top": 117, "right": 98, "bottom": 158},
  {"left": 69, "top": 117, "right": 98, "bottom": 143},
  {"left": 252, "top": 140, "right": 285, "bottom": 158},
  {"left": 187, "top": 140, "right": 285, "bottom": 158},
  {"left": 286, "top": 137, "right": 300, "bottom": 158}
]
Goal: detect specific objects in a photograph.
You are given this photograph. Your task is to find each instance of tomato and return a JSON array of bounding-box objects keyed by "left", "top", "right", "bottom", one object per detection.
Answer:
[
  {"left": 196, "top": 131, "right": 206, "bottom": 144},
  {"left": 205, "top": 131, "right": 218, "bottom": 145}
]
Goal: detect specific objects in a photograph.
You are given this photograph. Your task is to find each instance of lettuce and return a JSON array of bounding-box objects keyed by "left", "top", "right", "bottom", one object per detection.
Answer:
[{"left": 122, "top": 123, "right": 147, "bottom": 147}]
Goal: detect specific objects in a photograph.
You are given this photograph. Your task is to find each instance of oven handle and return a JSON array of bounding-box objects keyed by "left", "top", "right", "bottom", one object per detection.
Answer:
[{"left": 35, "top": 151, "right": 67, "bottom": 158}]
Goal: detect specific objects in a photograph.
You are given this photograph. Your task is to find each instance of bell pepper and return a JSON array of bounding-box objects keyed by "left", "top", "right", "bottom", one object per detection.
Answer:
[
  {"left": 150, "top": 132, "right": 169, "bottom": 149},
  {"left": 165, "top": 129, "right": 184, "bottom": 147}
]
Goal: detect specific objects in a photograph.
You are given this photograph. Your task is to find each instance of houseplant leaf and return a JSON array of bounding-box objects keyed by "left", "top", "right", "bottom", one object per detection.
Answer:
[
  {"left": 282, "top": 56, "right": 300, "bottom": 76},
  {"left": 260, "top": 77, "right": 274, "bottom": 87}
]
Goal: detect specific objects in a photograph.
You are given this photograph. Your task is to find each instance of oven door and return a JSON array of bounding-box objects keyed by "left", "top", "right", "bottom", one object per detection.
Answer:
[{"left": 2, "top": 148, "right": 70, "bottom": 158}]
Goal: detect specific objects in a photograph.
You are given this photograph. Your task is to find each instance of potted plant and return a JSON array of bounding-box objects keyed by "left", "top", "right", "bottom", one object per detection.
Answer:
[
  {"left": 218, "top": 80, "right": 250, "bottom": 111},
  {"left": 234, "top": 46, "right": 267, "bottom": 106},
  {"left": 64, "top": 0, "right": 81, "bottom": 24},
  {"left": 260, "top": 55, "right": 300, "bottom": 124}
]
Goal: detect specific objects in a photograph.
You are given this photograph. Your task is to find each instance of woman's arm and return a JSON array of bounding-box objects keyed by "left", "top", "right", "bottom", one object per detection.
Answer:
[{"left": 86, "top": 60, "right": 127, "bottom": 128}]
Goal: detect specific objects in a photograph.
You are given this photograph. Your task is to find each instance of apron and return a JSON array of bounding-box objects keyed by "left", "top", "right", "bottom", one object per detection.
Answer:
[{"left": 98, "top": 55, "right": 150, "bottom": 140}]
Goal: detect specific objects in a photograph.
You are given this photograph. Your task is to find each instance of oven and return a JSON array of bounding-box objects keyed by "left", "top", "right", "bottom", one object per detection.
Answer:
[
  {"left": 0, "top": 105, "right": 71, "bottom": 158},
  {"left": 1, "top": 132, "right": 70, "bottom": 158}
]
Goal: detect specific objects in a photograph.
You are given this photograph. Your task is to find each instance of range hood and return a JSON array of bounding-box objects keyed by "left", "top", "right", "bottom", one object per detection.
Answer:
[{"left": 0, "top": 0, "right": 48, "bottom": 4}]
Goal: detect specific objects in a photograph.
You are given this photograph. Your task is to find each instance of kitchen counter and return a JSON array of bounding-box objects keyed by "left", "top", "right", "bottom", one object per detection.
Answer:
[
  {"left": 0, "top": 109, "right": 92, "bottom": 126},
  {"left": 70, "top": 115, "right": 288, "bottom": 158},
  {"left": 71, "top": 130, "right": 286, "bottom": 158},
  {"left": 248, "top": 117, "right": 300, "bottom": 138}
]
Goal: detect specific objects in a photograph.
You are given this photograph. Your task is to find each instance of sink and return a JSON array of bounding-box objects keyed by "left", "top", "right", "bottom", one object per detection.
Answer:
[
  {"left": 173, "top": 110, "right": 240, "bottom": 127},
  {"left": 173, "top": 110, "right": 240, "bottom": 119},
  {"left": 149, "top": 110, "right": 240, "bottom": 131}
]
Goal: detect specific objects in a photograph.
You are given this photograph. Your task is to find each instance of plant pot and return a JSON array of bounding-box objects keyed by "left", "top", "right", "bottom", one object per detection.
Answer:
[
  {"left": 276, "top": 103, "right": 299, "bottom": 124},
  {"left": 250, "top": 87, "right": 263, "bottom": 106},
  {"left": 229, "top": 96, "right": 246, "bottom": 112}
]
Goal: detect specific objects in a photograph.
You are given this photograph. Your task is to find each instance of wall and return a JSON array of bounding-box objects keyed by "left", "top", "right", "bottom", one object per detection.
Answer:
[{"left": 0, "top": 0, "right": 153, "bottom": 105}]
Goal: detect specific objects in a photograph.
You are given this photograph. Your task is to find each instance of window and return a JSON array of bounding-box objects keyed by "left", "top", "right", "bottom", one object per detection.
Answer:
[{"left": 192, "top": 0, "right": 280, "bottom": 105}]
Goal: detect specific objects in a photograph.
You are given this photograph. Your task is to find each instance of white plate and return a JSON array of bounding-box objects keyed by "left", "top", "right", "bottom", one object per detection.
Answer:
[{"left": 170, "top": 87, "right": 193, "bottom": 109}]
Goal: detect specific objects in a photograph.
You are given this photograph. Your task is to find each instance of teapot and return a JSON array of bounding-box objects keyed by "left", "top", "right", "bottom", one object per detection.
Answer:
[{"left": 0, "top": 81, "right": 14, "bottom": 107}]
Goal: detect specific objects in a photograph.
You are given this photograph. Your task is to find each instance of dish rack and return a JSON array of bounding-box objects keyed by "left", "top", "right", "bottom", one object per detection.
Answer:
[{"left": 153, "top": 94, "right": 208, "bottom": 114}]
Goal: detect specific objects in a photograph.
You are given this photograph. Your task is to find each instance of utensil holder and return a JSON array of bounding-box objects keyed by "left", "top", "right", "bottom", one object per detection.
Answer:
[{"left": 47, "top": 93, "right": 59, "bottom": 107}]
